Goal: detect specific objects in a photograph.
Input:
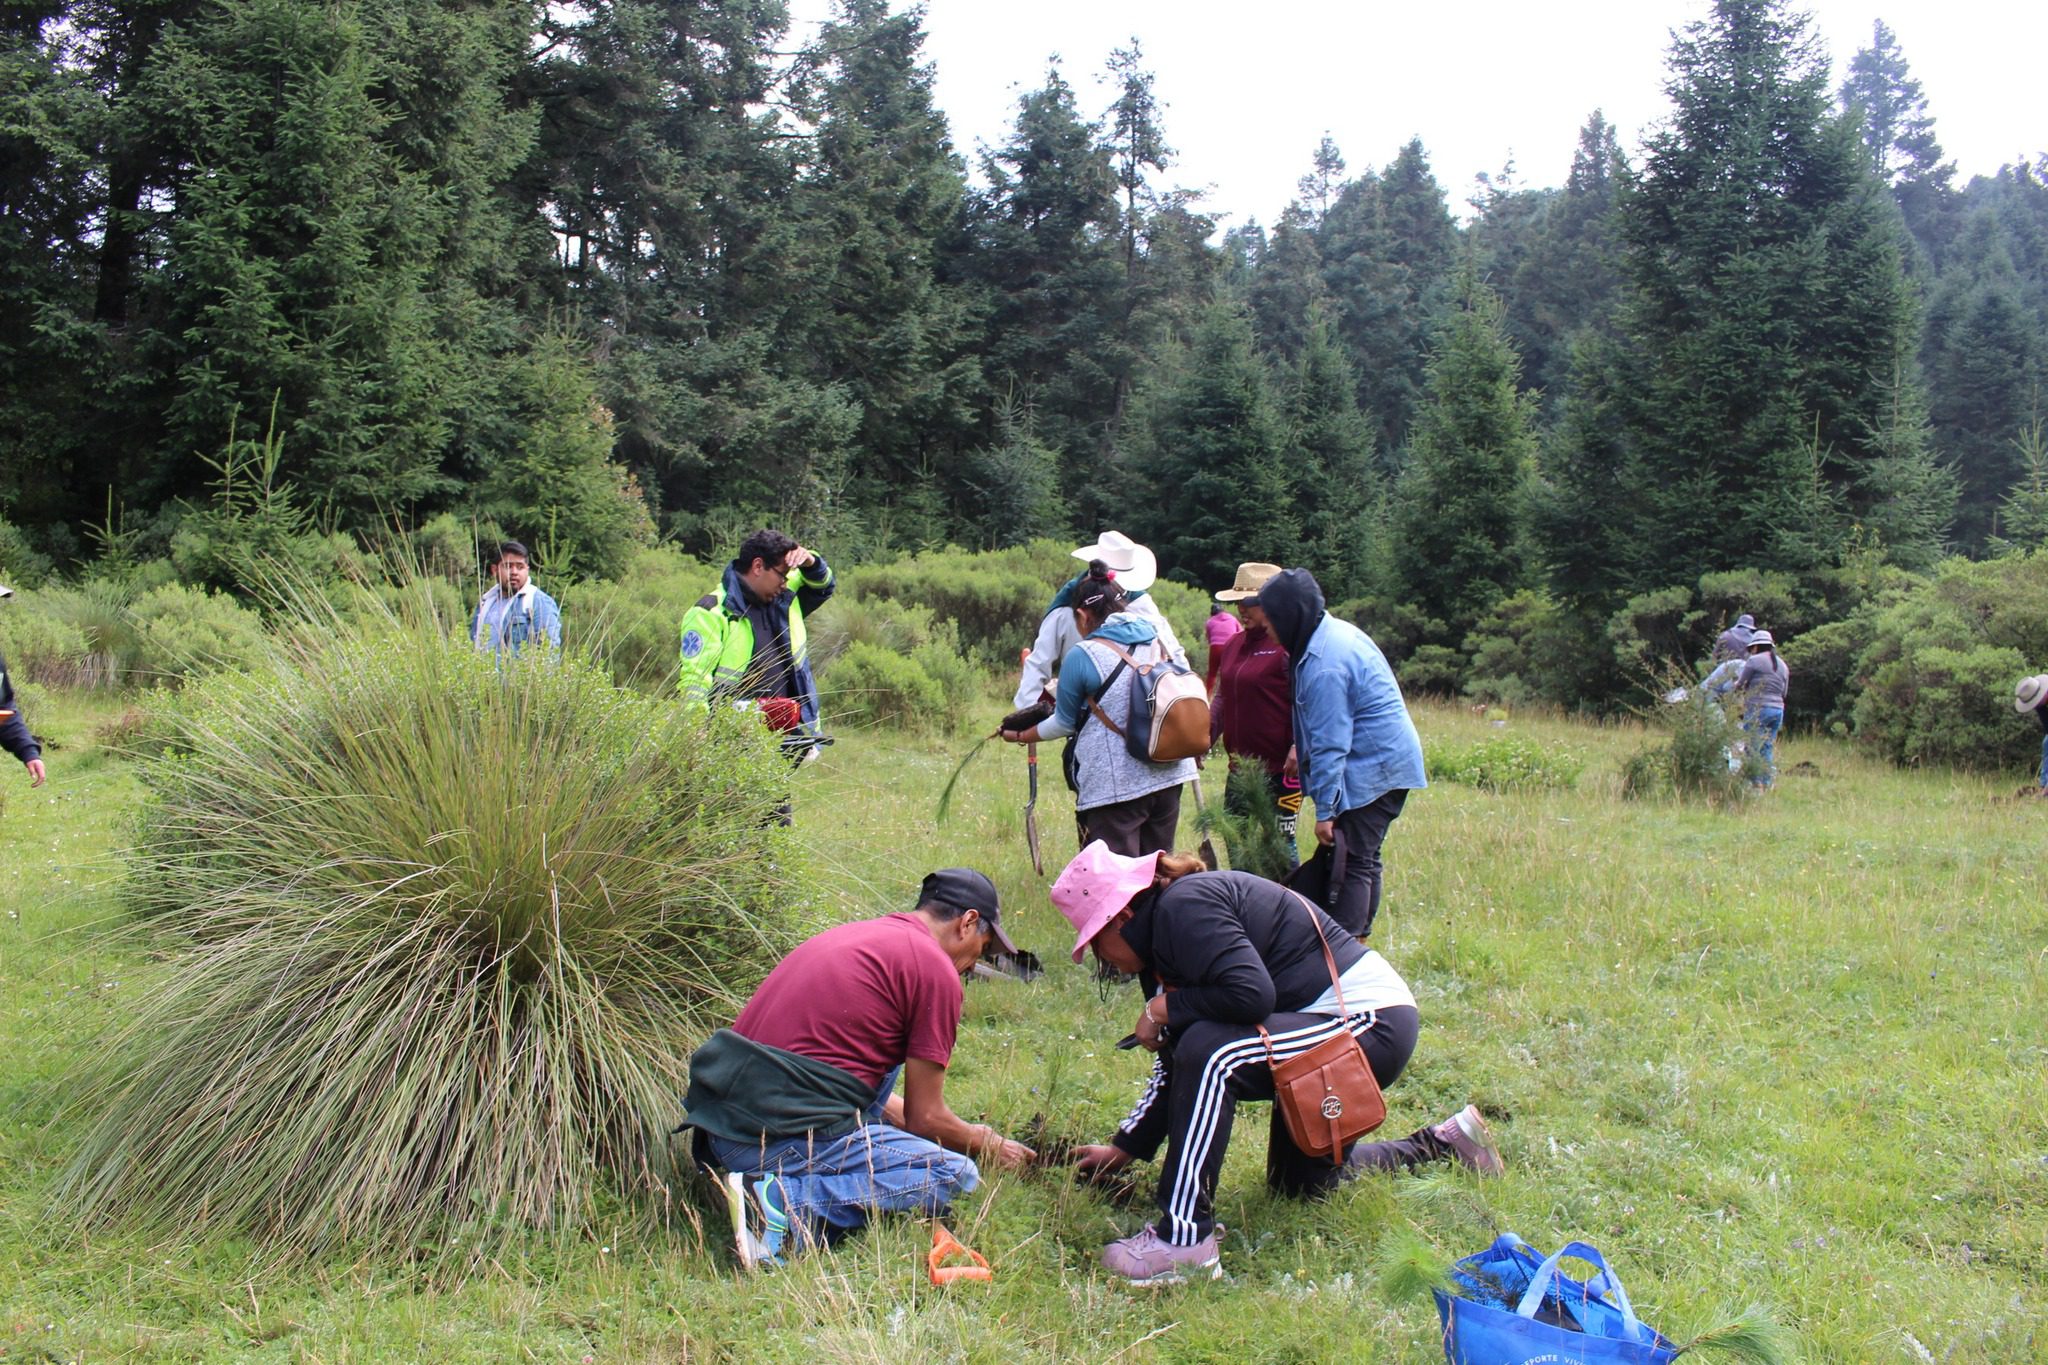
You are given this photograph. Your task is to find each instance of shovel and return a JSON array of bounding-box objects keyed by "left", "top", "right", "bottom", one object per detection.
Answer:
[{"left": 1024, "top": 742, "right": 1045, "bottom": 876}]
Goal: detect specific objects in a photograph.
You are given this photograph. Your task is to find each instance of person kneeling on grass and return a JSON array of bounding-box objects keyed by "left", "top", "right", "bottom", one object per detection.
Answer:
[
  {"left": 1052, "top": 840, "right": 1503, "bottom": 1286},
  {"left": 677, "top": 868, "right": 1035, "bottom": 1268}
]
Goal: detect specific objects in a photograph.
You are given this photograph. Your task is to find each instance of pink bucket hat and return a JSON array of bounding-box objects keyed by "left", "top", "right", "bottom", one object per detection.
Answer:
[{"left": 1049, "top": 840, "right": 1161, "bottom": 963}]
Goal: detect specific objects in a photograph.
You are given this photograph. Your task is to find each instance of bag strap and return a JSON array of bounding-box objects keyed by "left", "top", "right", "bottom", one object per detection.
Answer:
[
  {"left": 1284, "top": 888, "right": 1350, "bottom": 1020},
  {"left": 1081, "top": 653, "right": 1130, "bottom": 737},
  {"left": 1514, "top": 1241, "right": 1647, "bottom": 1342}
]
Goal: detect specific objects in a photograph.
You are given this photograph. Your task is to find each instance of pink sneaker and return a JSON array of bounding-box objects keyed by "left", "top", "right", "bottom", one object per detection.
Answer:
[
  {"left": 1432, "top": 1105, "right": 1504, "bottom": 1175},
  {"left": 1100, "top": 1224, "right": 1222, "bottom": 1284}
]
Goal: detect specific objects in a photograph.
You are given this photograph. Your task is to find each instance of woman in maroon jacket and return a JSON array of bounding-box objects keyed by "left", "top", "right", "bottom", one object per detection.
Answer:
[{"left": 1208, "top": 563, "right": 1299, "bottom": 866}]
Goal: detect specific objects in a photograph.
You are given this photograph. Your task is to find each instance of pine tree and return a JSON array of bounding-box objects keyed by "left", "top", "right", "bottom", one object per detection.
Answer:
[
  {"left": 1838, "top": 19, "right": 1954, "bottom": 257},
  {"left": 1131, "top": 299, "right": 1296, "bottom": 587},
  {"left": 1318, "top": 138, "right": 1456, "bottom": 458},
  {"left": 783, "top": 0, "right": 981, "bottom": 525},
  {"left": 1388, "top": 269, "right": 1536, "bottom": 640},
  {"left": 1545, "top": 0, "right": 1937, "bottom": 606},
  {"left": 1283, "top": 306, "right": 1377, "bottom": 600},
  {"left": 139, "top": 0, "right": 549, "bottom": 523},
  {"left": 1502, "top": 112, "right": 1627, "bottom": 410},
  {"left": 968, "top": 62, "right": 1122, "bottom": 502}
]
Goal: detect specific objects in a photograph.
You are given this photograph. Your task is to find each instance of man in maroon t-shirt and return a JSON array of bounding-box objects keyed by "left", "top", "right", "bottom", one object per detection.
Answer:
[
  {"left": 692, "top": 868, "right": 1035, "bottom": 1266},
  {"left": 1209, "top": 563, "right": 1301, "bottom": 867}
]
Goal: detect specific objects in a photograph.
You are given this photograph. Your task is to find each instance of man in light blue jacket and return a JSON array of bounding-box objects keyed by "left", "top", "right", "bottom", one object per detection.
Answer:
[
  {"left": 1254, "top": 568, "right": 1425, "bottom": 939},
  {"left": 470, "top": 540, "right": 562, "bottom": 656}
]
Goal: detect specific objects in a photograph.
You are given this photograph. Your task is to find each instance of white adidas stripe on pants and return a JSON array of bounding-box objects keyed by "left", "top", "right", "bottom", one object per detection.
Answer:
[{"left": 1163, "top": 1010, "right": 1379, "bottom": 1245}]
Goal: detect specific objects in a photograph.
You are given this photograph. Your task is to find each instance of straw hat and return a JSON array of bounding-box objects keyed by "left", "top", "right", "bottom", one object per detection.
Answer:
[
  {"left": 1214, "top": 562, "right": 1281, "bottom": 603},
  {"left": 2015, "top": 674, "right": 2048, "bottom": 714},
  {"left": 1070, "top": 531, "right": 1158, "bottom": 593}
]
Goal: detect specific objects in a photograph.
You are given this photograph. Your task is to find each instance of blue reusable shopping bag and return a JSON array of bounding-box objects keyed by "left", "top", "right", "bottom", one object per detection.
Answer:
[{"left": 1433, "top": 1234, "right": 1679, "bottom": 1365}]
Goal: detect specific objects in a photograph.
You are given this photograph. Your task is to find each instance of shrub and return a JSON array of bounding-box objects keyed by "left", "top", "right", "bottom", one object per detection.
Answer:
[
  {"left": 824, "top": 640, "right": 949, "bottom": 731},
  {"left": 129, "top": 582, "right": 271, "bottom": 685},
  {"left": 841, "top": 540, "right": 1075, "bottom": 665},
  {"left": 1846, "top": 553, "right": 2048, "bottom": 770},
  {"left": 560, "top": 545, "right": 716, "bottom": 693},
  {"left": 1400, "top": 644, "right": 1466, "bottom": 698},
  {"left": 0, "top": 599, "right": 92, "bottom": 686},
  {"left": 1461, "top": 590, "right": 1608, "bottom": 709},
  {"left": 16, "top": 580, "right": 147, "bottom": 687},
  {"left": 0, "top": 517, "right": 57, "bottom": 587},
  {"left": 56, "top": 611, "right": 802, "bottom": 1256},
  {"left": 1621, "top": 676, "right": 1757, "bottom": 805},
  {"left": 1852, "top": 642, "right": 2032, "bottom": 770},
  {"left": 1425, "top": 734, "right": 1584, "bottom": 792}
]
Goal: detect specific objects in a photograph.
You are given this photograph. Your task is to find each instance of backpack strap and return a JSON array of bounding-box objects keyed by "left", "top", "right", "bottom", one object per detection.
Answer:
[
  {"left": 1082, "top": 654, "right": 1130, "bottom": 737},
  {"left": 1084, "top": 637, "right": 1162, "bottom": 736}
]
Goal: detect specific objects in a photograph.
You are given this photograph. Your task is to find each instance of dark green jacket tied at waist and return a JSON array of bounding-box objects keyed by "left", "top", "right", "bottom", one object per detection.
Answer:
[{"left": 678, "top": 1028, "right": 877, "bottom": 1144}]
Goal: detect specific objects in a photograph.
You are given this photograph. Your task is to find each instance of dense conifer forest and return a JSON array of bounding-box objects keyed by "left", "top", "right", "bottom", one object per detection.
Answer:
[{"left": 3, "top": 0, "right": 2046, "bottom": 734}]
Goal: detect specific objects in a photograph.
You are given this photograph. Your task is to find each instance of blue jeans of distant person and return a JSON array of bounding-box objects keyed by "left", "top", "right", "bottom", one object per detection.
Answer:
[
  {"left": 2037, "top": 732, "right": 2047, "bottom": 789},
  {"left": 706, "top": 1067, "right": 979, "bottom": 1241},
  {"left": 1747, "top": 706, "right": 1784, "bottom": 786}
]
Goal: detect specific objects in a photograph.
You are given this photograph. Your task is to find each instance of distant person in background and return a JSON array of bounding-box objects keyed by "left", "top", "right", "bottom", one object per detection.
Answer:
[
  {"left": 470, "top": 540, "right": 562, "bottom": 656},
  {"left": 1207, "top": 563, "right": 1300, "bottom": 866},
  {"left": 1713, "top": 613, "right": 1756, "bottom": 663},
  {"left": 999, "top": 565, "right": 1196, "bottom": 856},
  {"left": 1203, "top": 598, "right": 1242, "bottom": 691},
  {"left": 2015, "top": 674, "right": 2048, "bottom": 795},
  {"left": 1737, "top": 630, "right": 1789, "bottom": 787},
  {"left": 1014, "top": 531, "right": 1186, "bottom": 711},
  {"left": 1254, "top": 568, "right": 1425, "bottom": 939},
  {"left": 0, "top": 584, "right": 47, "bottom": 788}
]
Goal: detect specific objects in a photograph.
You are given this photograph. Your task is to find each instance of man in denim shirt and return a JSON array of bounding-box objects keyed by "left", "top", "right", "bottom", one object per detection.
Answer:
[
  {"left": 1255, "top": 568, "right": 1426, "bottom": 938},
  {"left": 470, "top": 541, "right": 561, "bottom": 656}
]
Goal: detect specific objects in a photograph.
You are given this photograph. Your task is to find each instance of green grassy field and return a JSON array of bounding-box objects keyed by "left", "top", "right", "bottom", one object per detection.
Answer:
[{"left": 2, "top": 690, "right": 2043, "bottom": 1362}]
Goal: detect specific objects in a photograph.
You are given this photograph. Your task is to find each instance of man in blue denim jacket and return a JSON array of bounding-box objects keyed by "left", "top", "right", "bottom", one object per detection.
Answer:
[
  {"left": 1255, "top": 568, "right": 1426, "bottom": 938},
  {"left": 470, "top": 540, "right": 562, "bottom": 656}
]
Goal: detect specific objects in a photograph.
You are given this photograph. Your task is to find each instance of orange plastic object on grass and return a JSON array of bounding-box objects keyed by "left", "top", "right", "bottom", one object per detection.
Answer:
[{"left": 927, "top": 1223, "right": 991, "bottom": 1284}]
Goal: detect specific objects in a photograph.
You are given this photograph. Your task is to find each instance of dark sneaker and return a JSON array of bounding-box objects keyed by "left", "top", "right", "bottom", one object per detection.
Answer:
[
  {"left": 1432, "top": 1105, "right": 1505, "bottom": 1176},
  {"left": 1100, "top": 1224, "right": 1222, "bottom": 1284}
]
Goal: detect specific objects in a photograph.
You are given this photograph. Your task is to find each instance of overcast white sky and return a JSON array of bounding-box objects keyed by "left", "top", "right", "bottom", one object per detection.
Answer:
[{"left": 785, "top": 1, "right": 2045, "bottom": 227}]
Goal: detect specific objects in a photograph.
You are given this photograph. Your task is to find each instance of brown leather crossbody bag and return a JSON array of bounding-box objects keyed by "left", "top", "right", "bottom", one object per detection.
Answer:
[{"left": 1257, "top": 890, "right": 1387, "bottom": 1162}]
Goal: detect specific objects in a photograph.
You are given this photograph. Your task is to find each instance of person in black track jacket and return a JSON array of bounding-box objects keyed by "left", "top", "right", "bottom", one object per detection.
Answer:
[{"left": 1049, "top": 841, "right": 1503, "bottom": 1286}]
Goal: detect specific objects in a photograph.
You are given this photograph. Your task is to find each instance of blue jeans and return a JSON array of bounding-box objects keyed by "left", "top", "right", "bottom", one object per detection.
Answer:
[
  {"left": 1747, "top": 706, "right": 1784, "bottom": 785},
  {"left": 2037, "top": 732, "right": 2047, "bottom": 788},
  {"left": 705, "top": 1067, "right": 979, "bottom": 1240}
]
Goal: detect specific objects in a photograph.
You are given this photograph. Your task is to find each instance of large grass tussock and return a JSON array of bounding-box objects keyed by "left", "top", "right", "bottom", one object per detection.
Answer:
[{"left": 54, "top": 607, "right": 804, "bottom": 1256}]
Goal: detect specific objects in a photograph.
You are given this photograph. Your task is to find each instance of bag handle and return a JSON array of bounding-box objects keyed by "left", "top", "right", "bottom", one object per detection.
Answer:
[{"left": 1513, "top": 1240, "right": 1646, "bottom": 1342}]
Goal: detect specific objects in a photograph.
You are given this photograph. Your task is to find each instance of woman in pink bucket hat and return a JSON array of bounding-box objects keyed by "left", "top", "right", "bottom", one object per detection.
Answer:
[{"left": 1048, "top": 840, "right": 1502, "bottom": 1286}]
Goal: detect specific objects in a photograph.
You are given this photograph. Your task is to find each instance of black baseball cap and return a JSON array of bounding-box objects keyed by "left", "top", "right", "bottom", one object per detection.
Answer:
[{"left": 917, "top": 867, "right": 1018, "bottom": 957}]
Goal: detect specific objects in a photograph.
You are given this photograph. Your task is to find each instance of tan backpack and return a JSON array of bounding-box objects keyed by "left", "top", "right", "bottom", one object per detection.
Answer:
[{"left": 1085, "top": 639, "right": 1211, "bottom": 763}]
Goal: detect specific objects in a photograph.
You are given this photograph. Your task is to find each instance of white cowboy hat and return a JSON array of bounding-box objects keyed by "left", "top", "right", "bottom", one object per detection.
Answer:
[
  {"left": 1070, "top": 530, "right": 1158, "bottom": 593},
  {"left": 2015, "top": 674, "right": 2048, "bottom": 714}
]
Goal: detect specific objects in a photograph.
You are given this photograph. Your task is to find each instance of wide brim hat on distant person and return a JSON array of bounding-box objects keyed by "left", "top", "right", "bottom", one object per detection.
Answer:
[
  {"left": 1747, "top": 629, "right": 1775, "bottom": 649},
  {"left": 1070, "top": 530, "right": 1158, "bottom": 593},
  {"left": 2016, "top": 674, "right": 2048, "bottom": 714},
  {"left": 0, "top": 583, "right": 12, "bottom": 598},
  {"left": 1214, "top": 562, "right": 1281, "bottom": 603},
  {"left": 1049, "top": 840, "right": 1162, "bottom": 963}
]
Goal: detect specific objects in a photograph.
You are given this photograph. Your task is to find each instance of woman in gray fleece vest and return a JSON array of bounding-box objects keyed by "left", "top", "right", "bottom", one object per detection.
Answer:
[{"left": 1000, "top": 566, "right": 1196, "bottom": 855}]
